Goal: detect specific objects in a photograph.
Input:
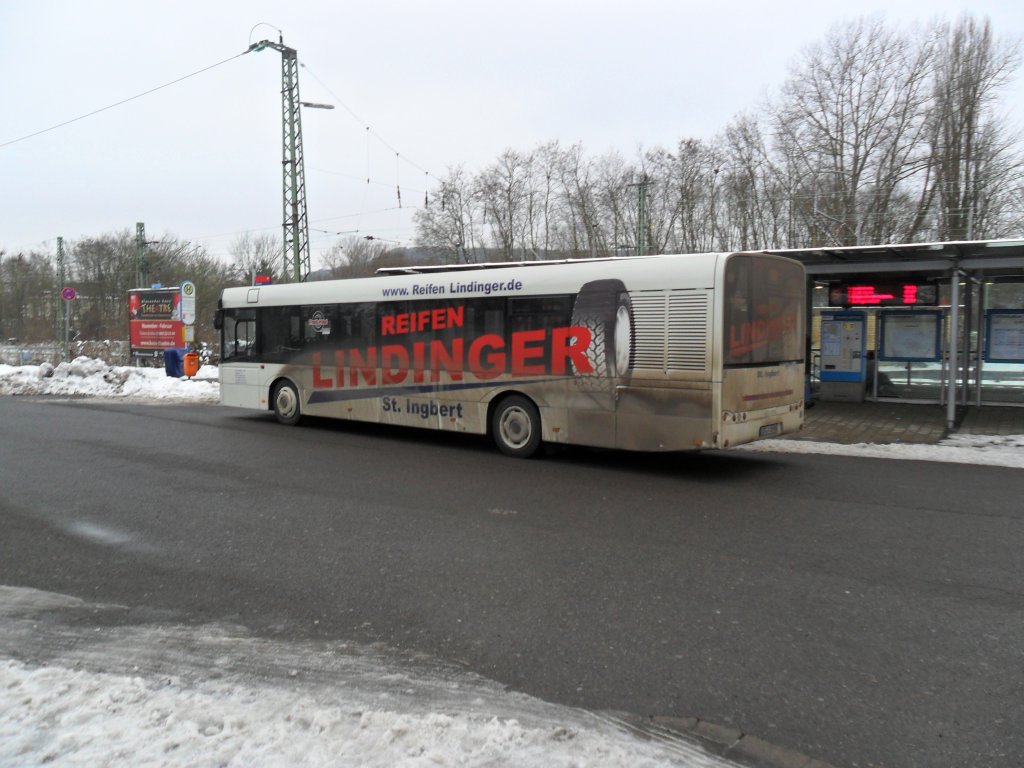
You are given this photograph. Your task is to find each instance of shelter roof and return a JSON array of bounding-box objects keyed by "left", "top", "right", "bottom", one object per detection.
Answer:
[{"left": 762, "top": 239, "right": 1024, "bottom": 278}]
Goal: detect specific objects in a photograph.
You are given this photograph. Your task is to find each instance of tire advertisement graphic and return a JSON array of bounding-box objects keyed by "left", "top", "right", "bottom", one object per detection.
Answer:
[{"left": 571, "top": 279, "right": 633, "bottom": 404}]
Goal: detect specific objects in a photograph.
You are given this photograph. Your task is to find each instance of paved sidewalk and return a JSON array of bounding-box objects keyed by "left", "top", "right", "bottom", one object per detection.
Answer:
[{"left": 789, "top": 401, "right": 1024, "bottom": 445}]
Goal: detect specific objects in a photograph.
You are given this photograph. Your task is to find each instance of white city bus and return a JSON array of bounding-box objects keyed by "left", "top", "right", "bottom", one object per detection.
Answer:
[{"left": 215, "top": 252, "right": 805, "bottom": 457}]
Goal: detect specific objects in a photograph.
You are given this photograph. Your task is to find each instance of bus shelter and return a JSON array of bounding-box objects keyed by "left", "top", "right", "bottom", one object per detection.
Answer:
[{"left": 764, "top": 240, "right": 1024, "bottom": 429}]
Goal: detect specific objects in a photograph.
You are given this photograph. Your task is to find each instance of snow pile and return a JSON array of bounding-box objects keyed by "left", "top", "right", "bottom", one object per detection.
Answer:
[
  {"left": 740, "top": 433, "right": 1024, "bottom": 468},
  {"left": 0, "top": 587, "right": 731, "bottom": 768},
  {"left": 0, "top": 356, "right": 218, "bottom": 402},
  {"left": 0, "top": 662, "right": 718, "bottom": 768}
]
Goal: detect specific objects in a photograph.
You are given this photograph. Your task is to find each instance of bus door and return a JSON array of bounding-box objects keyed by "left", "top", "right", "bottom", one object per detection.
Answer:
[{"left": 219, "top": 308, "right": 263, "bottom": 409}]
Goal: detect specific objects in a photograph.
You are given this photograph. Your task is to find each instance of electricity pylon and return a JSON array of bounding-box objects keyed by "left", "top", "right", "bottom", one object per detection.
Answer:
[{"left": 249, "top": 35, "right": 311, "bottom": 283}]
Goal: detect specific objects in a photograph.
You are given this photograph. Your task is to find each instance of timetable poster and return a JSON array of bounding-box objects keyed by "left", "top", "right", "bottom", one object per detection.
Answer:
[
  {"left": 879, "top": 312, "right": 942, "bottom": 362},
  {"left": 986, "top": 311, "right": 1024, "bottom": 363}
]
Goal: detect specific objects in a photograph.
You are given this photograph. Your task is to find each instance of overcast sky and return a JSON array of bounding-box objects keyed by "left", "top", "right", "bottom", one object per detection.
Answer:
[{"left": 2, "top": 0, "right": 1022, "bottom": 269}]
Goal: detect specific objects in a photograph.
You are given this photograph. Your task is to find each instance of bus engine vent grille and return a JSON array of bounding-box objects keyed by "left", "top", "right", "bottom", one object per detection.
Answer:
[
  {"left": 667, "top": 292, "right": 708, "bottom": 371},
  {"left": 630, "top": 291, "right": 708, "bottom": 372}
]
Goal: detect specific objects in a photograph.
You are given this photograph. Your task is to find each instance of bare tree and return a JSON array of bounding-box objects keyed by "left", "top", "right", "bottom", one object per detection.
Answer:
[
  {"left": 552, "top": 143, "right": 604, "bottom": 257},
  {"left": 320, "top": 236, "right": 389, "bottom": 278},
  {"left": 228, "top": 232, "right": 282, "bottom": 284},
  {"left": 657, "top": 140, "right": 721, "bottom": 253},
  {"left": 71, "top": 232, "right": 136, "bottom": 339},
  {"left": 0, "top": 249, "right": 56, "bottom": 342},
  {"left": 413, "top": 166, "right": 482, "bottom": 262},
  {"left": 772, "top": 17, "right": 935, "bottom": 246},
  {"left": 594, "top": 151, "right": 636, "bottom": 255},
  {"left": 927, "top": 15, "right": 1022, "bottom": 240},
  {"left": 523, "top": 141, "right": 562, "bottom": 258},
  {"left": 476, "top": 150, "right": 532, "bottom": 261},
  {"left": 718, "top": 114, "right": 788, "bottom": 249},
  {"left": 406, "top": 13, "right": 1021, "bottom": 258}
]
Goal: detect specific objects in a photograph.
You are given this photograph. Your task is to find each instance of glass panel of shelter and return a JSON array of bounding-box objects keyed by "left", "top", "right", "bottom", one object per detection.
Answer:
[{"left": 811, "top": 279, "right": 1024, "bottom": 406}]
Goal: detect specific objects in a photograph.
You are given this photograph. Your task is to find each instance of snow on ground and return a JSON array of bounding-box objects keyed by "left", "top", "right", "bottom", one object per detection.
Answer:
[
  {"left": 0, "top": 357, "right": 218, "bottom": 402},
  {"left": 0, "top": 587, "right": 730, "bottom": 768},
  {"left": 738, "top": 433, "right": 1024, "bottom": 468},
  {"left": 0, "top": 660, "right": 716, "bottom": 768}
]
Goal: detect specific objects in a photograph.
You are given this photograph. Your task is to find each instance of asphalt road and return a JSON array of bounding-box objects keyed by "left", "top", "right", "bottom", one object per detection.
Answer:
[{"left": 1, "top": 397, "right": 1022, "bottom": 768}]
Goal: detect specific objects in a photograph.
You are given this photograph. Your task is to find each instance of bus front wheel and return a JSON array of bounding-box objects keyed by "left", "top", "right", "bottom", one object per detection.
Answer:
[
  {"left": 272, "top": 380, "right": 302, "bottom": 426},
  {"left": 492, "top": 395, "right": 542, "bottom": 458}
]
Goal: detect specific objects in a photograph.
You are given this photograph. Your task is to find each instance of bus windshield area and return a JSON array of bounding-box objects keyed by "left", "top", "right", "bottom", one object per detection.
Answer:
[{"left": 724, "top": 256, "right": 804, "bottom": 367}]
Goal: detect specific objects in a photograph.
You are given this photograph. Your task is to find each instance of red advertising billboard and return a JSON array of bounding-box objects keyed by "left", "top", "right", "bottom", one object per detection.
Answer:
[{"left": 129, "top": 288, "right": 185, "bottom": 354}]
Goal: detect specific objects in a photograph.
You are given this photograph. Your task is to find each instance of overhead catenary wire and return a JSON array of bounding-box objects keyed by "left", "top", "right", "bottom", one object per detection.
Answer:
[
  {"left": 0, "top": 50, "right": 252, "bottom": 150},
  {"left": 298, "top": 60, "right": 436, "bottom": 182},
  {"left": 0, "top": 41, "right": 435, "bottom": 251},
  {"left": 295, "top": 58, "right": 448, "bottom": 248}
]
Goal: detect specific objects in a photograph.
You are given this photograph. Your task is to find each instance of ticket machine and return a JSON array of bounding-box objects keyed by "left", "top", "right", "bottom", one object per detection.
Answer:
[{"left": 818, "top": 311, "right": 867, "bottom": 402}]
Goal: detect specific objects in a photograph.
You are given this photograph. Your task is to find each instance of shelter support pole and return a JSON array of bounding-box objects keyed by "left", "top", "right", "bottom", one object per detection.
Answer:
[
  {"left": 975, "top": 280, "right": 987, "bottom": 407},
  {"left": 805, "top": 279, "right": 814, "bottom": 404},
  {"left": 961, "top": 280, "right": 972, "bottom": 407},
  {"left": 946, "top": 271, "right": 960, "bottom": 431}
]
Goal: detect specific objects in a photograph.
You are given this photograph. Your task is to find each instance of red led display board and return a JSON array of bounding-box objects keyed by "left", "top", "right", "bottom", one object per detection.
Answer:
[{"left": 828, "top": 282, "right": 938, "bottom": 307}]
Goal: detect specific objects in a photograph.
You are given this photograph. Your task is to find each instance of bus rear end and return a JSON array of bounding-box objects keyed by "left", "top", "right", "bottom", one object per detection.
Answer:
[{"left": 718, "top": 253, "right": 805, "bottom": 448}]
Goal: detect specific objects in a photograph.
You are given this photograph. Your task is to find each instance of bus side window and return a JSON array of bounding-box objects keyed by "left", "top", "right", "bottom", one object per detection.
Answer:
[
  {"left": 507, "top": 296, "right": 572, "bottom": 333},
  {"left": 303, "top": 305, "right": 336, "bottom": 350},
  {"left": 336, "top": 303, "right": 376, "bottom": 347},
  {"left": 464, "top": 297, "right": 507, "bottom": 339},
  {"left": 507, "top": 296, "right": 573, "bottom": 367},
  {"left": 260, "top": 307, "right": 303, "bottom": 363}
]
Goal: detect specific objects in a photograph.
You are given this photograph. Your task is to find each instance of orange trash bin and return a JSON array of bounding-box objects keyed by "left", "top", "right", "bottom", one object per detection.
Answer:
[{"left": 183, "top": 351, "right": 200, "bottom": 379}]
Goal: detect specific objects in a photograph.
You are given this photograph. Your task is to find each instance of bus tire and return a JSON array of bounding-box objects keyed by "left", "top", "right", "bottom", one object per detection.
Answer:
[
  {"left": 491, "top": 395, "right": 542, "bottom": 458},
  {"left": 571, "top": 279, "right": 633, "bottom": 396},
  {"left": 272, "top": 379, "right": 302, "bottom": 426}
]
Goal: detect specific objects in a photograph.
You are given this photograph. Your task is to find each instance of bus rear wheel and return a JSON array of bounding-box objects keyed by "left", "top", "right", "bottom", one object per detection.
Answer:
[
  {"left": 273, "top": 380, "right": 302, "bottom": 425},
  {"left": 492, "top": 395, "right": 541, "bottom": 458}
]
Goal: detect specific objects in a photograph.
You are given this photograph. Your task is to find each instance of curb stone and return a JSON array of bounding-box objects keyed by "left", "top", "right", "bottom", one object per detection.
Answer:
[{"left": 611, "top": 712, "right": 841, "bottom": 768}]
